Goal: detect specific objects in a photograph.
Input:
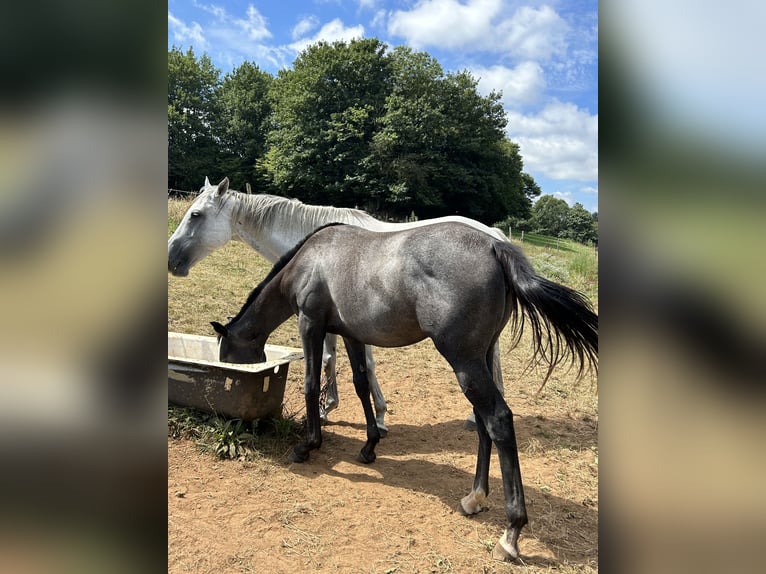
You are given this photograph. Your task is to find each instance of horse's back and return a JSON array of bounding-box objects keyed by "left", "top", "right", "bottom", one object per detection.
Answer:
[
  {"left": 375, "top": 215, "right": 508, "bottom": 242},
  {"left": 292, "top": 223, "right": 509, "bottom": 348}
]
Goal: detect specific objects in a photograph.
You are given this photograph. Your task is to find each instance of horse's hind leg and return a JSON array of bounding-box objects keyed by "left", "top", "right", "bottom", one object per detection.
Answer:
[
  {"left": 454, "top": 359, "right": 527, "bottom": 561},
  {"left": 320, "top": 334, "right": 339, "bottom": 423},
  {"left": 464, "top": 342, "right": 504, "bottom": 430},
  {"left": 346, "top": 339, "right": 382, "bottom": 463},
  {"left": 364, "top": 345, "right": 389, "bottom": 437}
]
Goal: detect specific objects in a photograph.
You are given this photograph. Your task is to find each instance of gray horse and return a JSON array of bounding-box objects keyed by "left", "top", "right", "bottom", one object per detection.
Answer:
[{"left": 212, "top": 222, "right": 598, "bottom": 562}]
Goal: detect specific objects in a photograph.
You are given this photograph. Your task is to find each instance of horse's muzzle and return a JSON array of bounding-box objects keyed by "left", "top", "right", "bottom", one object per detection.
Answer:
[{"left": 168, "top": 259, "right": 190, "bottom": 277}]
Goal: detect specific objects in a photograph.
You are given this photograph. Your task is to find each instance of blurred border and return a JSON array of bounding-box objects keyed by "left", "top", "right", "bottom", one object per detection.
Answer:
[
  {"left": 4, "top": 2, "right": 764, "bottom": 572},
  {"left": 0, "top": 2, "right": 167, "bottom": 572},
  {"left": 600, "top": 2, "right": 765, "bottom": 573}
]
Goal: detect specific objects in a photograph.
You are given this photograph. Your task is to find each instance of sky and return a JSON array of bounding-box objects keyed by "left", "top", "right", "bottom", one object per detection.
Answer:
[{"left": 168, "top": 0, "right": 598, "bottom": 213}]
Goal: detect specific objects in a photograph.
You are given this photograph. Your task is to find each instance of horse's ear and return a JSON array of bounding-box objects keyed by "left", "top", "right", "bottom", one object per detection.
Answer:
[
  {"left": 211, "top": 321, "right": 228, "bottom": 338},
  {"left": 204, "top": 176, "right": 211, "bottom": 187},
  {"left": 215, "top": 177, "right": 229, "bottom": 196}
]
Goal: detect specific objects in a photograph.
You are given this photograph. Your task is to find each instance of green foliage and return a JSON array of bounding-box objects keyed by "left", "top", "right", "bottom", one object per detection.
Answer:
[
  {"left": 531, "top": 194, "right": 571, "bottom": 236},
  {"left": 563, "top": 202, "right": 598, "bottom": 244},
  {"left": 497, "top": 198, "right": 599, "bottom": 247},
  {"left": 212, "top": 418, "right": 255, "bottom": 459},
  {"left": 168, "top": 405, "right": 302, "bottom": 460},
  {"left": 264, "top": 38, "right": 391, "bottom": 206},
  {"left": 370, "top": 46, "right": 526, "bottom": 221},
  {"left": 214, "top": 62, "right": 274, "bottom": 191},
  {"left": 166, "top": 41, "right": 552, "bottom": 226},
  {"left": 168, "top": 46, "right": 223, "bottom": 190}
]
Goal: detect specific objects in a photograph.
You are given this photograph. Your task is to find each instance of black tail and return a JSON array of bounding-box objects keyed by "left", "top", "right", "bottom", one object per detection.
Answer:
[{"left": 493, "top": 241, "right": 598, "bottom": 385}]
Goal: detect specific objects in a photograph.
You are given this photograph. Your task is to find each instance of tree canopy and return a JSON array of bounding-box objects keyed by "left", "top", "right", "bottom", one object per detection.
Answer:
[
  {"left": 167, "top": 39, "right": 568, "bottom": 227},
  {"left": 168, "top": 47, "right": 221, "bottom": 191}
]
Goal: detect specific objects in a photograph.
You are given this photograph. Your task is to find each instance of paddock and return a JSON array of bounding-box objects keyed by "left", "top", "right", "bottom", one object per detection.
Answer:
[{"left": 168, "top": 207, "right": 598, "bottom": 573}]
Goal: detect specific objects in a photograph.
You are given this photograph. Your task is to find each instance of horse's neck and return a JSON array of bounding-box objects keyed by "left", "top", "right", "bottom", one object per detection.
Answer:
[
  {"left": 238, "top": 279, "right": 294, "bottom": 342},
  {"left": 229, "top": 193, "right": 305, "bottom": 262},
  {"left": 231, "top": 193, "right": 379, "bottom": 261}
]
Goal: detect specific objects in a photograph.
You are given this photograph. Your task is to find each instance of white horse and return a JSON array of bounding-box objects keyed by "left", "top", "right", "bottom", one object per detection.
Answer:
[{"left": 168, "top": 177, "right": 507, "bottom": 434}]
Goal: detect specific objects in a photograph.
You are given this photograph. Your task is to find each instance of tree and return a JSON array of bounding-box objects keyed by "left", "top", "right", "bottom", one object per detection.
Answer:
[
  {"left": 213, "top": 62, "right": 273, "bottom": 191},
  {"left": 531, "top": 195, "right": 570, "bottom": 236},
  {"left": 263, "top": 38, "right": 391, "bottom": 206},
  {"left": 369, "top": 47, "right": 447, "bottom": 213},
  {"left": 521, "top": 172, "right": 541, "bottom": 203},
  {"left": 563, "top": 202, "right": 597, "bottom": 243},
  {"left": 168, "top": 47, "right": 222, "bottom": 190},
  {"left": 371, "top": 46, "right": 526, "bottom": 221}
]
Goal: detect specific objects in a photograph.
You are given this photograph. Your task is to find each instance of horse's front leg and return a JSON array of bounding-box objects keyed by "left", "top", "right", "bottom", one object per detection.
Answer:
[
  {"left": 346, "top": 339, "right": 381, "bottom": 463},
  {"left": 289, "top": 319, "right": 326, "bottom": 463},
  {"left": 319, "top": 334, "right": 339, "bottom": 423},
  {"left": 364, "top": 345, "right": 389, "bottom": 437},
  {"left": 458, "top": 407, "right": 491, "bottom": 516}
]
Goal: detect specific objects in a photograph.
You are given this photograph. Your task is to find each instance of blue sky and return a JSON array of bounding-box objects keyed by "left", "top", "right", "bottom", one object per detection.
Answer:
[{"left": 169, "top": 0, "right": 598, "bottom": 213}]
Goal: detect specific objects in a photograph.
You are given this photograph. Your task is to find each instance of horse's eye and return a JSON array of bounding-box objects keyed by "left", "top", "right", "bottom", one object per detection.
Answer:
[{"left": 190, "top": 211, "right": 202, "bottom": 218}]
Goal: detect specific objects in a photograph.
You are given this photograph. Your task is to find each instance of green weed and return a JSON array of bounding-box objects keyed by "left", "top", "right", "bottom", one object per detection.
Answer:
[{"left": 168, "top": 405, "right": 303, "bottom": 461}]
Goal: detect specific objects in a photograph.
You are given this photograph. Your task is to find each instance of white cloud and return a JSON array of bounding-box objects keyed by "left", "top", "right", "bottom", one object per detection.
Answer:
[
  {"left": 289, "top": 18, "right": 365, "bottom": 53},
  {"left": 388, "top": 0, "right": 502, "bottom": 50},
  {"left": 552, "top": 190, "right": 574, "bottom": 205},
  {"left": 357, "top": 0, "right": 378, "bottom": 9},
  {"left": 188, "top": 3, "right": 272, "bottom": 43},
  {"left": 292, "top": 15, "right": 320, "bottom": 40},
  {"left": 235, "top": 5, "right": 272, "bottom": 41},
  {"left": 370, "top": 9, "right": 387, "bottom": 30},
  {"left": 506, "top": 101, "right": 597, "bottom": 182},
  {"left": 387, "top": 1, "right": 567, "bottom": 60},
  {"left": 471, "top": 61, "right": 545, "bottom": 106},
  {"left": 497, "top": 5, "right": 568, "bottom": 60},
  {"left": 168, "top": 11, "right": 208, "bottom": 51},
  {"left": 191, "top": 1, "right": 226, "bottom": 22},
  {"left": 174, "top": 4, "right": 290, "bottom": 71}
]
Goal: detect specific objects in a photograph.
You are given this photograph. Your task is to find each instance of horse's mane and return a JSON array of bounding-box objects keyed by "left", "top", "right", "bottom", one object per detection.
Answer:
[
  {"left": 232, "top": 193, "right": 377, "bottom": 231},
  {"left": 227, "top": 222, "right": 346, "bottom": 326}
]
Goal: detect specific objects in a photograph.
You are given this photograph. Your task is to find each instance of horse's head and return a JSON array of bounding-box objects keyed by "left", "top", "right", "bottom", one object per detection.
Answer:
[
  {"left": 168, "top": 177, "right": 237, "bottom": 276},
  {"left": 211, "top": 321, "right": 267, "bottom": 364}
]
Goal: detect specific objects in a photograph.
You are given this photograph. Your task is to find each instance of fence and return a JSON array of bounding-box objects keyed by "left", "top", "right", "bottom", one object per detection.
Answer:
[
  {"left": 169, "top": 182, "right": 252, "bottom": 198},
  {"left": 508, "top": 228, "right": 597, "bottom": 254},
  {"left": 168, "top": 188, "right": 195, "bottom": 198}
]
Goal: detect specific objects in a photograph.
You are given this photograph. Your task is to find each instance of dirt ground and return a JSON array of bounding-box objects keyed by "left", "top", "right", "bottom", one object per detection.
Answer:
[{"left": 168, "top": 340, "right": 598, "bottom": 573}]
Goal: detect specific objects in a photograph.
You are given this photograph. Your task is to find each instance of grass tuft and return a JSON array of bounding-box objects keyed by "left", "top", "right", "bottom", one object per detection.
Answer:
[{"left": 168, "top": 404, "right": 302, "bottom": 460}]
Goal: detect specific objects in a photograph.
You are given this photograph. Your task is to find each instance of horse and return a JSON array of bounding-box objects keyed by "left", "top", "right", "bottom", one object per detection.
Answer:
[
  {"left": 168, "top": 176, "right": 510, "bottom": 434},
  {"left": 211, "top": 222, "right": 598, "bottom": 562}
]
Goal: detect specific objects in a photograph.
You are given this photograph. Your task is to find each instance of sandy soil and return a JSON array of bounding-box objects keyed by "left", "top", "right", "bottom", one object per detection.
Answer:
[{"left": 168, "top": 341, "right": 598, "bottom": 573}]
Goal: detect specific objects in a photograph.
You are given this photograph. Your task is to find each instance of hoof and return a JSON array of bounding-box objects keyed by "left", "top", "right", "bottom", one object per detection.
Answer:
[
  {"left": 357, "top": 449, "right": 376, "bottom": 464},
  {"left": 492, "top": 528, "right": 521, "bottom": 562},
  {"left": 456, "top": 501, "right": 470, "bottom": 516},
  {"left": 457, "top": 490, "right": 486, "bottom": 516},
  {"left": 288, "top": 448, "right": 309, "bottom": 463},
  {"left": 492, "top": 540, "right": 519, "bottom": 562},
  {"left": 322, "top": 399, "right": 339, "bottom": 415}
]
